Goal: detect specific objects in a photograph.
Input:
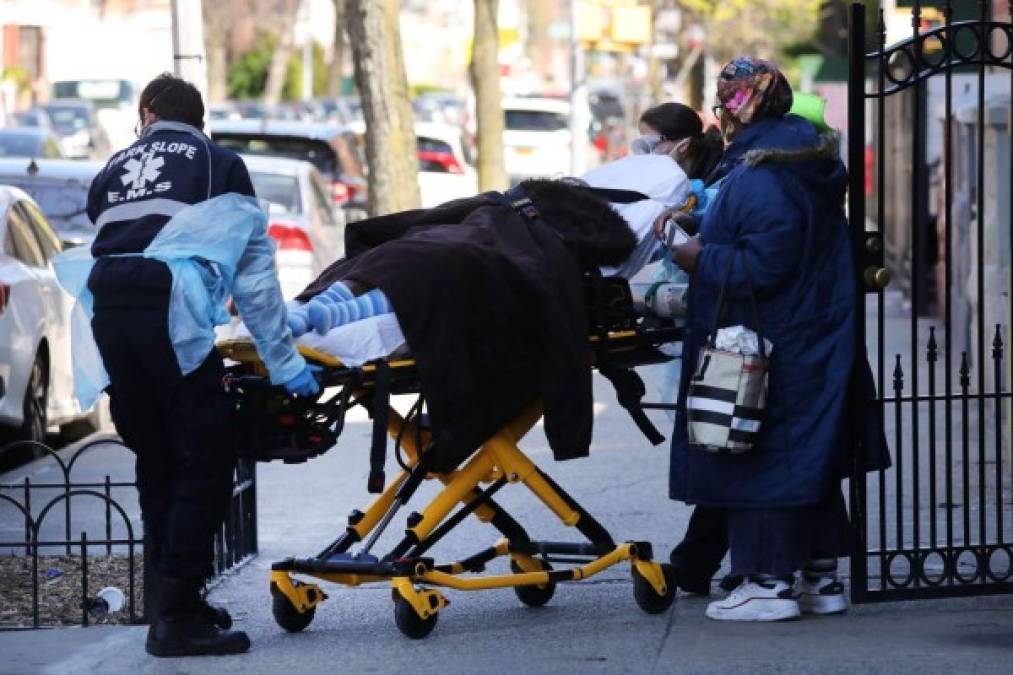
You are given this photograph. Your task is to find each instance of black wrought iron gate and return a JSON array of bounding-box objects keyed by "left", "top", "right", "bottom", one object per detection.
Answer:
[{"left": 848, "top": 1, "right": 1013, "bottom": 601}]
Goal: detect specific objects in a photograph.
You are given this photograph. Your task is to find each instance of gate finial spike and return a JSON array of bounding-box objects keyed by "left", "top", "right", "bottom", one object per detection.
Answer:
[
  {"left": 878, "top": 7, "right": 887, "bottom": 47},
  {"left": 927, "top": 326, "right": 938, "bottom": 363},
  {"left": 912, "top": 0, "right": 922, "bottom": 30},
  {"left": 893, "top": 354, "right": 904, "bottom": 392},
  {"left": 992, "top": 324, "right": 1003, "bottom": 359},
  {"left": 960, "top": 351, "right": 971, "bottom": 388}
]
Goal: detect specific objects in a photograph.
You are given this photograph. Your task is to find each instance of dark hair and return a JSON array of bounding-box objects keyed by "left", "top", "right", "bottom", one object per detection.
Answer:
[
  {"left": 639, "top": 102, "right": 703, "bottom": 142},
  {"left": 139, "top": 72, "right": 205, "bottom": 130},
  {"left": 679, "top": 126, "right": 724, "bottom": 181}
]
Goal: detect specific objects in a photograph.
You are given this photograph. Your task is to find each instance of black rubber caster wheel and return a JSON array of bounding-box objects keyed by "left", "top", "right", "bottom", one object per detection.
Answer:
[
  {"left": 510, "top": 559, "right": 556, "bottom": 608},
  {"left": 272, "top": 585, "right": 316, "bottom": 632},
  {"left": 632, "top": 564, "right": 676, "bottom": 614},
  {"left": 394, "top": 595, "right": 438, "bottom": 639}
]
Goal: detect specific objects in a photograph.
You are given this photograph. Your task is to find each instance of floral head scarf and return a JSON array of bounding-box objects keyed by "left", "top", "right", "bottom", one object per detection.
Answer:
[{"left": 716, "top": 57, "right": 793, "bottom": 125}]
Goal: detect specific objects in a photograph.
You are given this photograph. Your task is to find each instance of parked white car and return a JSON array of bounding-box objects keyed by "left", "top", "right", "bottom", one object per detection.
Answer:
[
  {"left": 345, "top": 120, "right": 478, "bottom": 208},
  {"left": 0, "top": 186, "right": 97, "bottom": 443},
  {"left": 502, "top": 97, "right": 572, "bottom": 183},
  {"left": 242, "top": 154, "right": 346, "bottom": 300},
  {"left": 414, "top": 121, "right": 478, "bottom": 207}
]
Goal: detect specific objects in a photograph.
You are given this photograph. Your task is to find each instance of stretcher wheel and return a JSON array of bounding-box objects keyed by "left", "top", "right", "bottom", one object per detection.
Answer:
[
  {"left": 510, "top": 559, "right": 556, "bottom": 608},
  {"left": 272, "top": 589, "right": 316, "bottom": 632},
  {"left": 632, "top": 564, "right": 676, "bottom": 614},
  {"left": 393, "top": 595, "right": 439, "bottom": 639}
]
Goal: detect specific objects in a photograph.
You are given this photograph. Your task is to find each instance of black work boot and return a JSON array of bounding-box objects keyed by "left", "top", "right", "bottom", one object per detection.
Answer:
[
  {"left": 666, "top": 554, "right": 713, "bottom": 596},
  {"left": 198, "top": 596, "right": 234, "bottom": 630},
  {"left": 145, "top": 577, "right": 250, "bottom": 658}
]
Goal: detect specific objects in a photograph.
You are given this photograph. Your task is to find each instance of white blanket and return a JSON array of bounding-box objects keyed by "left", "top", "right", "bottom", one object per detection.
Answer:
[
  {"left": 236, "top": 311, "right": 408, "bottom": 366},
  {"left": 582, "top": 154, "right": 691, "bottom": 279}
]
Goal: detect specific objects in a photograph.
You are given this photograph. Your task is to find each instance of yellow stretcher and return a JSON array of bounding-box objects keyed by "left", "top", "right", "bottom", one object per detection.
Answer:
[{"left": 216, "top": 288, "right": 682, "bottom": 639}]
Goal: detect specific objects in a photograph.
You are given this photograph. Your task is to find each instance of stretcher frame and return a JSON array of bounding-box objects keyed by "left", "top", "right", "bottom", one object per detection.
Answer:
[{"left": 218, "top": 322, "right": 681, "bottom": 639}]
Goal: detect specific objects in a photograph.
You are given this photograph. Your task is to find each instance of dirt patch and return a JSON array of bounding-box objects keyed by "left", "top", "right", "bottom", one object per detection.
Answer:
[{"left": 0, "top": 554, "right": 143, "bottom": 627}]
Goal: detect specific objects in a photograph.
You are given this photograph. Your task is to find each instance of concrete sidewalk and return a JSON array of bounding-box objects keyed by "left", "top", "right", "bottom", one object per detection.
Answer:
[
  {"left": 2, "top": 592, "right": 1010, "bottom": 675},
  {"left": 2, "top": 373, "right": 1012, "bottom": 674}
]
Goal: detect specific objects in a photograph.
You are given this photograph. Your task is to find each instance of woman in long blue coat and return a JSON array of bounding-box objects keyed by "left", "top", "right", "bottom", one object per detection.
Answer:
[{"left": 669, "top": 58, "right": 862, "bottom": 622}]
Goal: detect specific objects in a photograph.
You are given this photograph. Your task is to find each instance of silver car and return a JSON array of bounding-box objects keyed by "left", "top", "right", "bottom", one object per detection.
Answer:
[{"left": 242, "top": 154, "right": 345, "bottom": 300}]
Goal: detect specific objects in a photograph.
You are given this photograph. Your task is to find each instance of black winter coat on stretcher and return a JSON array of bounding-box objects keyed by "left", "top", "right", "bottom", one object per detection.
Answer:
[{"left": 298, "top": 181, "right": 637, "bottom": 472}]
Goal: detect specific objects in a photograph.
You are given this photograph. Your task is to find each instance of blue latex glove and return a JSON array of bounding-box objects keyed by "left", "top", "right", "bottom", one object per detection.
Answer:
[{"left": 284, "top": 364, "right": 322, "bottom": 397}]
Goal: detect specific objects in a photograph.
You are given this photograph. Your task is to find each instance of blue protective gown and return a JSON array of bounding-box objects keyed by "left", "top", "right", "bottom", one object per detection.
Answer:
[{"left": 54, "top": 193, "right": 306, "bottom": 408}]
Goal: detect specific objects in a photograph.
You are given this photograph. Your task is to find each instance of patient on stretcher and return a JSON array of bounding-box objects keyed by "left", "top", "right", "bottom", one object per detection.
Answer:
[
  {"left": 281, "top": 152, "right": 709, "bottom": 344},
  {"left": 278, "top": 153, "right": 710, "bottom": 468}
]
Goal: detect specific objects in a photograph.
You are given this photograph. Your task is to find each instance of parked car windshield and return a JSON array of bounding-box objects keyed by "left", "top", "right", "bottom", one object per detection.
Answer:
[
  {"left": 43, "top": 105, "right": 90, "bottom": 133},
  {"left": 214, "top": 134, "right": 337, "bottom": 177},
  {"left": 250, "top": 172, "right": 302, "bottom": 213},
  {"left": 504, "top": 110, "right": 568, "bottom": 132}
]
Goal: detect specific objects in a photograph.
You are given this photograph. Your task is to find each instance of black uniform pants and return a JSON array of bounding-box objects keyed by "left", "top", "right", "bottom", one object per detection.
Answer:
[{"left": 92, "top": 308, "right": 236, "bottom": 582}]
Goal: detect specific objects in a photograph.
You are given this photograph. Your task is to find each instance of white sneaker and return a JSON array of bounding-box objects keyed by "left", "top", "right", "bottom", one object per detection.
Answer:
[
  {"left": 795, "top": 575, "right": 848, "bottom": 615},
  {"left": 705, "top": 580, "right": 801, "bottom": 622}
]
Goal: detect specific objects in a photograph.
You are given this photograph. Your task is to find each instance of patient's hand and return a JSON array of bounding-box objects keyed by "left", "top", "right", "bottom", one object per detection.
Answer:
[{"left": 652, "top": 207, "right": 680, "bottom": 241}]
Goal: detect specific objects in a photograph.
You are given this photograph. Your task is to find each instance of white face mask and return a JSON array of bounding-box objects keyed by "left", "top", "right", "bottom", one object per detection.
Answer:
[{"left": 630, "top": 133, "right": 664, "bottom": 155}]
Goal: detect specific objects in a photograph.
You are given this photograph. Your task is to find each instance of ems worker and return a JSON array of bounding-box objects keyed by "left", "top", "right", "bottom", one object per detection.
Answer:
[{"left": 86, "top": 73, "right": 319, "bottom": 657}]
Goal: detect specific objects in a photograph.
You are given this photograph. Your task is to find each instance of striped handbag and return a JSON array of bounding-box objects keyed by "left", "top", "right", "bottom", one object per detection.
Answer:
[{"left": 686, "top": 251, "right": 769, "bottom": 453}]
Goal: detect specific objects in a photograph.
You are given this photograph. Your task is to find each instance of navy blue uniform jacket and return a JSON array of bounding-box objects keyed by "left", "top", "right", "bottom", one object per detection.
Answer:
[
  {"left": 86, "top": 120, "right": 254, "bottom": 309},
  {"left": 670, "top": 115, "right": 862, "bottom": 508}
]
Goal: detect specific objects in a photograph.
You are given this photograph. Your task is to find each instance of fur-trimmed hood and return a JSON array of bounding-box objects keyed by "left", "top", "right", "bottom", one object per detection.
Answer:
[
  {"left": 721, "top": 115, "right": 848, "bottom": 204},
  {"left": 742, "top": 131, "right": 841, "bottom": 168}
]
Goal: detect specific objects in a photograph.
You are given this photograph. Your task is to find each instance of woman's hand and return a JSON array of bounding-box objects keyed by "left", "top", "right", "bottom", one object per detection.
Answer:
[{"left": 672, "top": 235, "right": 704, "bottom": 273}]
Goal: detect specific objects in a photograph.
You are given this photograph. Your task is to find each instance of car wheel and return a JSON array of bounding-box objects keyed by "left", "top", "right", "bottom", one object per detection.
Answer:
[{"left": 19, "top": 354, "right": 48, "bottom": 444}]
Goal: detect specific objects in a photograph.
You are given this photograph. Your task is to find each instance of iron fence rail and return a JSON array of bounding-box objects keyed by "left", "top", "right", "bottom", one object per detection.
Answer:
[
  {"left": 848, "top": 0, "right": 1013, "bottom": 602},
  {"left": 0, "top": 438, "right": 257, "bottom": 628}
]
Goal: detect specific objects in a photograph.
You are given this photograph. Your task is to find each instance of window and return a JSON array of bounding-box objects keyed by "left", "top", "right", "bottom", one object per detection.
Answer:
[
  {"left": 249, "top": 172, "right": 302, "bottom": 213},
  {"left": 4, "top": 180, "right": 92, "bottom": 240},
  {"left": 42, "top": 105, "right": 89, "bottom": 133},
  {"left": 19, "top": 201, "right": 62, "bottom": 261},
  {"left": 504, "top": 110, "right": 569, "bottom": 132},
  {"left": 309, "top": 173, "right": 338, "bottom": 227},
  {"left": 4, "top": 203, "right": 46, "bottom": 267},
  {"left": 417, "top": 136, "right": 454, "bottom": 155},
  {"left": 212, "top": 134, "right": 338, "bottom": 176}
]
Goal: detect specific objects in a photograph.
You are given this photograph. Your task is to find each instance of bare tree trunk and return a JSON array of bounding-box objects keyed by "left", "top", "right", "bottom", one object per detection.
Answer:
[
  {"left": 202, "top": 1, "right": 232, "bottom": 102},
  {"left": 345, "top": 0, "right": 420, "bottom": 215},
  {"left": 327, "top": 0, "right": 346, "bottom": 97},
  {"left": 470, "top": 0, "right": 508, "bottom": 191},
  {"left": 263, "top": 0, "right": 299, "bottom": 105},
  {"left": 206, "top": 43, "right": 229, "bottom": 102}
]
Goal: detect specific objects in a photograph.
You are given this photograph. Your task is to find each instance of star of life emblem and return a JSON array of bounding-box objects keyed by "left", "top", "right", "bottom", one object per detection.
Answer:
[{"left": 120, "top": 150, "right": 165, "bottom": 190}]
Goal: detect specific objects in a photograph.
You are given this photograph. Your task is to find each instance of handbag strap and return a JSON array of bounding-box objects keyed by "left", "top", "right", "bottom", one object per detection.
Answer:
[{"left": 707, "top": 247, "right": 768, "bottom": 361}]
